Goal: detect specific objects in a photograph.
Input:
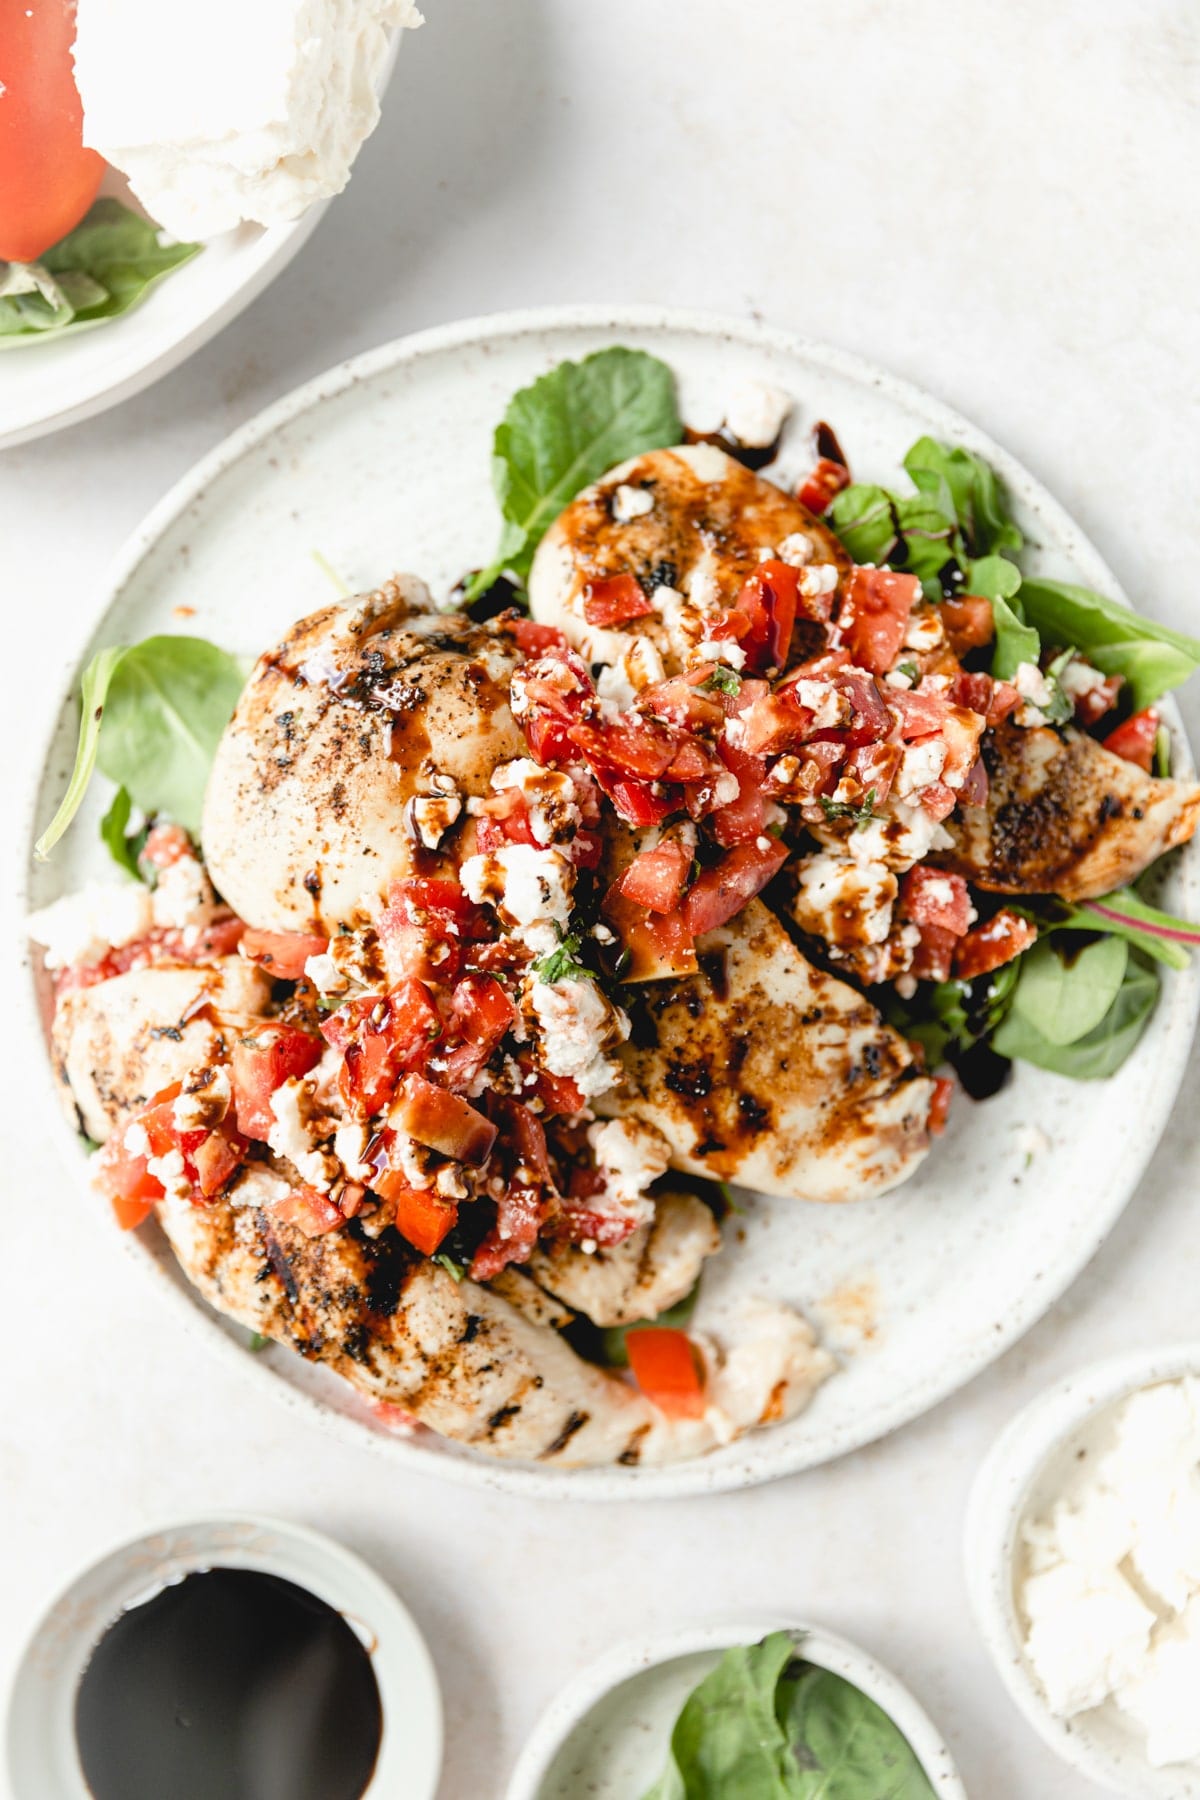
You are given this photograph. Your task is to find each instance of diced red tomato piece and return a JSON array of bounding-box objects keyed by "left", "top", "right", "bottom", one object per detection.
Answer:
[
  {"left": 321, "top": 980, "right": 442, "bottom": 1117},
  {"left": 531, "top": 1069, "right": 586, "bottom": 1118},
  {"left": 523, "top": 711, "right": 574, "bottom": 765},
  {"left": 569, "top": 718, "right": 674, "bottom": 779},
  {"left": 845, "top": 741, "right": 902, "bottom": 804},
  {"left": 928, "top": 1076, "right": 954, "bottom": 1136},
  {"left": 582, "top": 574, "right": 655, "bottom": 627},
  {"left": 192, "top": 1120, "right": 248, "bottom": 1198},
  {"left": 1071, "top": 667, "right": 1123, "bottom": 727},
  {"left": 1103, "top": 707, "right": 1160, "bottom": 772},
  {"left": 789, "top": 648, "right": 852, "bottom": 681},
  {"left": 390, "top": 1073, "right": 498, "bottom": 1164},
  {"left": 589, "top": 761, "right": 680, "bottom": 828},
  {"left": 887, "top": 686, "right": 953, "bottom": 738},
  {"left": 738, "top": 692, "right": 814, "bottom": 756},
  {"left": 372, "top": 1174, "right": 458, "bottom": 1256},
  {"left": 837, "top": 568, "right": 921, "bottom": 674},
  {"left": 439, "top": 974, "right": 516, "bottom": 1091},
  {"left": 797, "top": 455, "right": 851, "bottom": 515},
  {"left": 954, "top": 909, "right": 1039, "bottom": 980},
  {"left": 240, "top": 928, "right": 329, "bottom": 981},
  {"left": 518, "top": 650, "right": 595, "bottom": 719},
  {"left": 901, "top": 867, "right": 974, "bottom": 935},
  {"left": 707, "top": 740, "right": 768, "bottom": 846},
  {"left": 265, "top": 1187, "right": 344, "bottom": 1238},
  {"left": 470, "top": 1186, "right": 545, "bottom": 1280},
  {"left": 376, "top": 877, "right": 483, "bottom": 986},
  {"left": 140, "top": 823, "right": 193, "bottom": 870},
  {"left": 617, "top": 839, "right": 693, "bottom": 913},
  {"left": 821, "top": 669, "right": 892, "bottom": 749},
  {"left": 940, "top": 596, "right": 995, "bottom": 655},
  {"left": 959, "top": 756, "right": 989, "bottom": 808},
  {"left": 230, "top": 1027, "right": 322, "bottom": 1141},
  {"left": 988, "top": 682, "right": 1021, "bottom": 726},
  {"left": 637, "top": 676, "right": 726, "bottom": 734},
  {"left": 680, "top": 839, "right": 789, "bottom": 935},
  {"left": 601, "top": 879, "right": 698, "bottom": 982},
  {"left": 626, "top": 1328, "right": 707, "bottom": 1418},
  {"left": 93, "top": 1132, "right": 164, "bottom": 1229},
  {"left": 730, "top": 561, "right": 800, "bottom": 671},
  {"left": 474, "top": 799, "right": 539, "bottom": 852},
  {"left": 949, "top": 671, "right": 995, "bottom": 715},
  {"left": 918, "top": 781, "right": 959, "bottom": 822},
  {"left": 910, "top": 922, "right": 959, "bottom": 983},
  {"left": 510, "top": 617, "right": 568, "bottom": 655}
]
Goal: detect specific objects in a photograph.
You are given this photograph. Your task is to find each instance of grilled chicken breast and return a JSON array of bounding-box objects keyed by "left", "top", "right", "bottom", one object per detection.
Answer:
[
  {"left": 603, "top": 898, "right": 934, "bottom": 1203},
  {"left": 527, "top": 443, "right": 849, "bottom": 675},
  {"left": 203, "top": 579, "right": 525, "bottom": 934},
  {"left": 528, "top": 1189, "right": 720, "bottom": 1327},
  {"left": 157, "top": 1169, "right": 830, "bottom": 1467},
  {"left": 939, "top": 722, "right": 1200, "bottom": 900}
]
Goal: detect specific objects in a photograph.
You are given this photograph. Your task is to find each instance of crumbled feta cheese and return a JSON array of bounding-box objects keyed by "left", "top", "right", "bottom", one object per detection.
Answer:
[
  {"left": 594, "top": 637, "right": 666, "bottom": 710},
  {"left": 146, "top": 1146, "right": 192, "bottom": 1203},
  {"left": 151, "top": 852, "right": 215, "bottom": 931},
  {"left": 611, "top": 483, "right": 655, "bottom": 523},
  {"left": 27, "top": 880, "right": 154, "bottom": 970},
  {"left": 791, "top": 854, "right": 897, "bottom": 949},
  {"left": 792, "top": 679, "right": 847, "bottom": 731},
  {"left": 885, "top": 668, "right": 915, "bottom": 690},
  {"left": 123, "top": 1121, "right": 151, "bottom": 1158},
  {"left": 903, "top": 609, "right": 946, "bottom": 652},
  {"left": 408, "top": 777, "right": 462, "bottom": 849},
  {"left": 172, "top": 1066, "right": 232, "bottom": 1133},
  {"left": 1060, "top": 659, "right": 1111, "bottom": 700},
  {"left": 529, "top": 978, "right": 627, "bottom": 1099},
  {"left": 304, "top": 950, "right": 349, "bottom": 997},
  {"left": 682, "top": 441, "right": 735, "bottom": 484},
  {"left": 333, "top": 1121, "right": 374, "bottom": 1183},
  {"left": 894, "top": 738, "right": 948, "bottom": 801},
  {"left": 75, "top": 0, "right": 424, "bottom": 240},
  {"left": 586, "top": 1117, "right": 671, "bottom": 1219},
  {"left": 694, "top": 638, "right": 746, "bottom": 671},
  {"left": 723, "top": 379, "right": 791, "bottom": 449},
  {"left": 435, "top": 1164, "right": 469, "bottom": 1200},
  {"left": 489, "top": 760, "right": 581, "bottom": 847},
  {"left": 461, "top": 844, "right": 574, "bottom": 956},
  {"left": 798, "top": 563, "right": 840, "bottom": 601},
  {"left": 776, "top": 532, "right": 814, "bottom": 567},
  {"left": 845, "top": 803, "right": 953, "bottom": 872},
  {"left": 686, "top": 547, "right": 725, "bottom": 614},
  {"left": 268, "top": 1078, "right": 334, "bottom": 1191},
  {"left": 1014, "top": 660, "right": 1054, "bottom": 708}
]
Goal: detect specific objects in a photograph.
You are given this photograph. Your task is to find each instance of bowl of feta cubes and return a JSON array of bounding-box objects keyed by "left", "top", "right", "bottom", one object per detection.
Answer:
[{"left": 965, "top": 1343, "right": 1200, "bottom": 1797}]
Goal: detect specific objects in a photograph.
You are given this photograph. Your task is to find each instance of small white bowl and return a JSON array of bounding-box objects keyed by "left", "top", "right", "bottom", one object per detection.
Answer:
[
  {"left": 965, "top": 1342, "right": 1200, "bottom": 1798},
  {"left": 4, "top": 1514, "right": 442, "bottom": 1800},
  {"left": 505, "top": 1614, "right": 965, "bottom": 1800}
]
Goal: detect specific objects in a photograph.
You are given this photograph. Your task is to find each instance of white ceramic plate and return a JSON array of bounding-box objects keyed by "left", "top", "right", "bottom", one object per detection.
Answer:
[
  {"left": 22, "top": 305, "right": 1200, "bottom": 1499},
  {"left": 0, "top": 36, "right": 404, "bottom": 452},
  {"left": 5, "top": 1513, "right": 442, "bottom": 1800},
  {"left": 505, "top": 1615, "right": 965, "bottom": 1799}
]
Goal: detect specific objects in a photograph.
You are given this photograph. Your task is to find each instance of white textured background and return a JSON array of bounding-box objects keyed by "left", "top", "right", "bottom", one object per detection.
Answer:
[{"left": 2, "top": 2, "right": 1198, "bottom": 1795}]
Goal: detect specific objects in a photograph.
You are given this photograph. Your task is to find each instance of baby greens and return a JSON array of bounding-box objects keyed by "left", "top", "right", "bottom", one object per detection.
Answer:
[
  {"left": 469, "top": 347, "right": 683, "bottom": 598},
  {"left": 36, "top": 636, "right": 244, "bottom": 862},
  {"left": 994, "top": 951, "right": 1159, "bottom": 1079},
  {"left": 642, "top": 1632, "right": 936, "bottom": 1799},
  {"left": 0, "top": 201, "right": 200, "bottom": 343}
]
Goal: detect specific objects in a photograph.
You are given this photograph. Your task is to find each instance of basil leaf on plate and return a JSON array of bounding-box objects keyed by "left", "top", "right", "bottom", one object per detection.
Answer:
[
  {"left": 642, "top": 1632, "right": 798, "bottom": 1800},
  {"left": 777, "top": 1666, "right": 937, "bottom": 1800},
  {"left": 470, "top": 347, "right": 682, "bottom": 596},
  {"left": 1018, "top": 578, "right": 1200, "bottom": 710},
  {"left": 902, "top": 436, "right": 1022, "bottom": 558},
  {"left": 1009, "top": 935, "right": 1129, "bottom": 1046},
  {"left": 98, "top": 786, "right": 148, "bottom": 881},
  {"left": 0, "top": 200, "right": 200, "bottom": 345},
  {"left": 993, "top": 952, "right": 1159, "bottom": 1078},
  {"left": 35, "top": 635, "right": 244, "bottom": 858}
]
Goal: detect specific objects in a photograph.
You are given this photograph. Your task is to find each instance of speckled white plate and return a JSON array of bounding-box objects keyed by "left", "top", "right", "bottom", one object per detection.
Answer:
[{"left": 21, "top": 306, "right": 1200, "bottom": 1499}]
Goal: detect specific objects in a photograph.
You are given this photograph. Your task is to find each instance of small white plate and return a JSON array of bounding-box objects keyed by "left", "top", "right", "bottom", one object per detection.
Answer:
[
  {"left": 22, "top": 305, "right": 1200, "bottom": 1498},
  {"left": 0, "top": 35, "right": 405, "bottom": 452},
  {"left": 4, "top": 1513, "right": 442, "bottom": 1800},
  {"left": 505, "top": 1615, "right": 965, "bottom": 1799},
  {"left": 964, "top": 1343, "right": 1200, "bottom": 1797}
]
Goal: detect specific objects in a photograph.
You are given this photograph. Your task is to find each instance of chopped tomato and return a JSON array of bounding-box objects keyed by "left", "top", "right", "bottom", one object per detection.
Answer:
[
  {"left": 390, "top": 1073, "right": 498, "bottom": 1164},
  {"left": 928, "top": 1077, "right": 954, "bottom": 1136},
  {"left": 797, "top": 455, "right": 851, "bottom": 515},
  {"left": 618, "top": 839, "right": 693, "bottom": 913},
  {"left": 708, "top": 740, "right": 769, "bottom": 845},
  {"left": 602, "top": 880, "right": 698, "bottom": 981},
  {"left": 730, "top": 561, "right": 800, "bottom": 671},
  {"left": 523, "top": 711, "right": 574, "bottom": 766},
  {"left": 918, "top": 780, "right": 958, "bottom": 822},
  {"left": 140, "top": 823, "right": 193, "bottom": 870},
  {"left": 531, "top": 1069, "right": 586, "bottom": 1118},
  {"left": 240, "top": 928, "right": 329, "bottom": 981},
  {"left": 637, "top": 676, "right": 726, "bottom": 735},
  {"left": 887, "top": 687, "right": 953, "bottom": 738},
  {"left": 265, "top": 1187, "right": 345, "bottom": 1238},
  {"left": 959, "top": 756, "right": 989, "bottom": 808},
  {"left": 510, "top": 617, "right": 568, "bottom": 655},
  {"left": 470, "top": 1186, "right": 545, "bottom": 1280},
  {"left": 940, "top": 595, "right": 995, "bottom": 655},
  {"left": 322, "top": 981, "right": 442, "bottom": 1116},
  {"left": 948, "top": 671, "right": 994, "bottom": 716},
  {"left": 373, "top": 1174, "right": 459, "bottom": 1255},
  {"left": 440, "top": 974, "right": 516, "bottom": 1090},
  {"left": 738, "top": 692, "right": 815, "bottom": 756},
  {"left": 473, "top": 791, "right": 539, "bottom": 852},
  {"left": 518, "top": 650, "right": 594, "bottom": 720},
  {"left": 582, "top": 574, "right": 655, "bottom": 627},
  {"left": 819, "top": 669, "right": 891, "bottom": 749},
  {"left": 987, "top": 681, "right": 1021, "bottom": 726},
  {"left": 230, "top": 1027, "right": 322, "bottom": 1141},
  {"left": 0, "top": 0, "right": 105, "bottom": 263},
  {"left": 954, "top": 909, "right": 1038, "bottom": 980},
  {"left": 910, "top": 922, "right": 959, "bottom": 983},
  {"left": 590, "top": 762, "right": 680, "bottom": 828},
  {"left": 626, "top": 1328, "right": 707, "bottom": 1418},
  {"left": 901, "top": 867, "right": 974, "bottom": 936},
  {"left": 837, "top": 568, "right": 921, "bottom": 674},
  {"left": 1103, "top": 707, "right": 1160, "bottom": 772},
  {"left": 680, "top": 839, "right": 789, "bottom": 935},
  {"left": 376, "top": 878, "right": 483, "bottom": 986},
  {"left": 1071, "top": 666, "right": 1123, "bottom": 727},
  {"left": 493, "top": 1099, "right": 553, "bottom": 1184},
  {"left": 845, "top": 741, "right": 902, "bottom": 805},
  {"left": 93, "top": 1132, "right": 163, "bottom": 1230},
  {"left": 191, "top": 1120, "right": 247, "bottom": 1198}
]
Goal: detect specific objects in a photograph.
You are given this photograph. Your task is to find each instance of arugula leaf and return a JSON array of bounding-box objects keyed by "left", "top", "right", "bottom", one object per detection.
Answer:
[
  {"left": 601, "top": 1277, "right": 701, "bottom": 1369},
  {"left": 1018, "top": 578, "right": 1200, "bottom": 710},
  {"left": 1009, "top": 935, "right": 1129, "bottom": 1046},
  {"left": 826, "top": 485, "right": 955, "bottom": 585},
  {"left": 471, "top": 347, "right": 682, "bottom": 595},
  {"left": 993, "top": 952, "right": 1158, "bottom": 1078},
  {"left": 0, "top": 200, "right": 200, "bottom": 345},
  {"left": 903, "top": 437, "right": 1022, "bottom": 559},
  {"left": 643, "top": 1633, "right": 798, "bottom": 1800},
  {"left": 778, "top": 1666, "right": 936, "bottom": 1799},
  {"left": 35, "top": 635, "right": 244, "bottom": 859}
]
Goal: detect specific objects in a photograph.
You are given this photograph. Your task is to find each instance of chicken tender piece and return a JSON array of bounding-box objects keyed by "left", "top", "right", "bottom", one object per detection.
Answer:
[
  {"left": 52, "top": 958, "right": 270, "bottom": 1141},
  {"left": 528, "top": 444, "right": 849, "bottom": 677},
  {"left": 938, "top": 722, "right": 1200, "bottom": 900},
  {"left": 529, "top": 1190, "right": 721, "bottom": 1328},
  {"left": 203, "top": 578, "right": 525, "bottom": 933},
  {"left": 604, "top": 898, "right": 933, "bottom": 1203}
]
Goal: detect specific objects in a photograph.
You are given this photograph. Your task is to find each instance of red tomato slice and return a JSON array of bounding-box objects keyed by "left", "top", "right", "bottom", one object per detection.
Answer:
[
  {"left": 636, "top": 676, "right": 726, "bottom": 734},
  {"left": 531, "top": 1069, "right": 586, "bottom": 1119},
  {"left": 954, "top": 909, "right": 1038, "bottom": 980},
  {"left": 1103, "top": 707, "right": 1160, "bottom": 772},
  {"left": 626, "top": 1328, "right": 707, "bottom": 1418},
  {"left": 797, "top": 456, "right": 851, "bottom": 515},
  {"left": 0, "top": 0, "right": 105, "bottom": 262},
  {"left": 838, "top": 568, "right": 921, "bottom": 674},
  {"left": 589, "top": 761, "right": 680, "bottom": 828},
  {"left": 473, "top": 792, "right": 539, "bottom": 852},
  {"left": 265, "top": 1187, "right": 345, "bottom": 1238},
  {"left": 439, "top": 974, "right": 516, "bottom": 1090},
  {"left": 372, "top": 1174, "right": 459, "bottom": 1256},
  {"left": 240, "top": 928, "right": 329, "bottom": 981},
  {"left": 901, "top": 867, "right": 974, "bottom": 936},
  {"left": 230, "top": 1027, "right": 322, "bottom": 1141},
  {"left": 469, "top": 1186, "right": 545, "bottom": 1281},
  {"left": 928, "top": 1076, "right": 954, "bottom": 1137},
  {"left": 390, "top": 1073, "right": 497, "bottom": 1164},
  {"left": 910, "top": 922, "right": 959, "bottom": 983},
  {"left": 680, "top": 840, "right": 789, "bottom": 935},
  {"left": 376, "top": 878, "right": 483, "bottom": 986},
  {"left": 617, "top": 839, "right": 693, "bottom": 913},
  {"left": 601, "top": 880, "right": 698, "bottom": 982},
  {"left": 886, "top": 687, "right": 953, "bottom": 739},
  {"left": 708, "top": 740, "right": 768, "bottom": 846},
  {"left": 581, "top": 574, "right": 654, "bottom": 627},
  {"left": 940, "top": 595, "right": 995, "bottom": 655},
  {"left": 321, "top": 981, "right": 442, "bottom": 1116},
  {"left": 845, "top": 740, "right": 901, "bottom": 805},
  {"left": 192, "top": 1121, "right": 248, "bottom": 1198},
  {"left": 510, "top": 617, "right": 568, "bottom": 655},
  {"left": 730, "top": 561, "right": 801, "bottom": 671},
  {"left": 93, "top": 1132, "right": 164, "bottom": 1229}
]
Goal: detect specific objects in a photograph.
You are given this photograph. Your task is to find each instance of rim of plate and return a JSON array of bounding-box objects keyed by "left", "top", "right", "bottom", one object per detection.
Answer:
[
  {"left": 21, "top": 303, "right": 1200, "bottom": 1502},
  {"left": 504, "top": 1613, "right": 966, "bottom": 1799},
  {"left": 964, "top": 1342, "right": 1200, "bottom": 1797},
  {"left": 4, "top": 1511, "right": 443, "bottom": 1800}
]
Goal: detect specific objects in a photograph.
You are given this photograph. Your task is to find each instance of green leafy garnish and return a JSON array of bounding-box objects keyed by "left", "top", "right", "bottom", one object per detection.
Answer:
[
  {"left": 36, "top": 636, "right": 245, "bottom": 859},
  {"left": 0, "top": 201, "right": 200, "bottom": 344},
  {"left": 98, "top": 786, "right": 150, "bottom": 880},
  {"left": 902, "top": 436, "right": 1023, "bottom": 559},
  {"left": 1065, "top": 888, "right": 1200, "bottom": 972},
  {"left": 469, "top": 347, "right": 682, "bottom": 598},
  {"left": 248, "top": 1333, "right": 269, "bottom": 1353},
  {"left": 1006, "top": 935, "right": 1130, "bottom": 1047},
  {"left": 701, "top": 665, "right": 743, "bottom": 696},
  {"left": 433, "top": 1253, "right": 466, "bottom": 1283},
  {"left": 993, "top": 950, "right": 1159, "bottom": 1079},
  {"left": 533, "top": 926, "right": 594, "bottom": 985},
  {"left": 894, "top": 661, "right": 919, "bottom": 684},
  {"left": 1017, "top": 578, "right": 1200, "bottom": 710},
  {"left": 818, "top": 787, "right": 876, "bottom": 829},
  {"left": 642, "top": 1632, "right": 936, "bottom": 1799}
]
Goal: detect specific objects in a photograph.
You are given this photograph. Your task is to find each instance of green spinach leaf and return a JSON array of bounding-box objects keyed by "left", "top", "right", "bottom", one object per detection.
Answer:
[
  {"left": 994, "top": 952, "right": 1158, "bottom": 1078},
  {"left": 1009, "top": 935, "right": 1129, "bottom": 1046},
  {"left": 471, "top": 347, "right": 682, "bottom": 596},
  {"left": 902, "top": 437, "right": 1022, "bottom": 558},
  {"left": 1018, "top": 578, "right": 1200, "bottom": 710},
  {"left": 0, "top": 200, "right": 200, "bottom": 345},
  {"left": 778, "top": 1666, "right": 936, "bottom": 1799},
  {"left": 643, "top": 1633, "right": 798, "bottom": 1800}
]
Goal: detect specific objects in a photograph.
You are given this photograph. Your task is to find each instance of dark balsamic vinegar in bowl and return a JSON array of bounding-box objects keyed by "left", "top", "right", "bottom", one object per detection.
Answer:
[{"left": 74, "top": 1567, "right": 383, "bottom": 1800}]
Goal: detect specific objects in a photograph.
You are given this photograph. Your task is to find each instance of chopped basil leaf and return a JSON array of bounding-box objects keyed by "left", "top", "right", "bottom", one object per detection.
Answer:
[
  {"left": 533, "top": 926, "right": 593, "bottom": 985},
  {"left": 818, "top": 787, "right": 876, "bottom": 829},
  {"left": 433, "top": 1253, "right": 466, "bottom": 1283},
  {"left": 701, "top": 664, "right": 743, "bottom": 695},
  {"left": 895, "top": 661, "right": 920, "bottom": 683},
  {"left": 0, "top": 200, "right": 200, "bottom": 345}
]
